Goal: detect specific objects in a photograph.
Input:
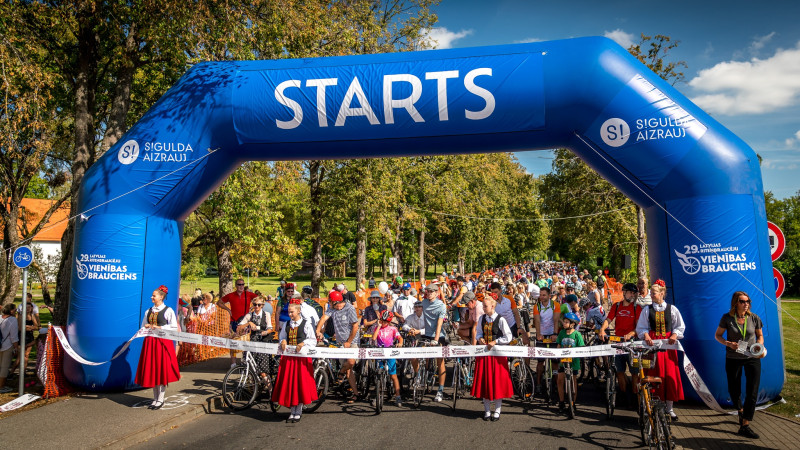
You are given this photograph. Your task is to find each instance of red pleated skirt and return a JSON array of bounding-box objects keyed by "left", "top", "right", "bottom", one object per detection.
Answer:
[
  {"left": 271, "top": 356, "right": 319, "bottom": 407},
  {"left": 647, "top": 331, "right": 684, "bottom": 402},
  {"left": 471, "top": 355, "right": 514, "bottom": 400},
  {"left": 135, "top": 336, "right": 181, "bottom": 388}
]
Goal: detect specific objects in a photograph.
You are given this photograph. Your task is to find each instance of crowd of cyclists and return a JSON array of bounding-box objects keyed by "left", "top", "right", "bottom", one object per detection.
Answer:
[{"left": 220, "top": 262, "right": 687, "bottom": 424}]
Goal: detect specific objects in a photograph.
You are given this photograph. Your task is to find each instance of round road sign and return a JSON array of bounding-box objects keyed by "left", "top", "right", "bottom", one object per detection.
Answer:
[
  {"left": 12, "top": 246, "right": 34, "bottom": 269},
  {"left": 768, "top": 221, "right": 785, "bottom": 262},
  {"left": 774, "top": 267, "right": 785, "bottom": 299}
]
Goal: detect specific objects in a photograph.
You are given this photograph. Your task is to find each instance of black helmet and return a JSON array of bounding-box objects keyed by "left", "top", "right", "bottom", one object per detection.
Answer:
[
  {"left": 302, "top": 285, "right": 313, "bottom": 295},
  {"left": 622, "top": 283, "right": 637, "bottom": 292}
]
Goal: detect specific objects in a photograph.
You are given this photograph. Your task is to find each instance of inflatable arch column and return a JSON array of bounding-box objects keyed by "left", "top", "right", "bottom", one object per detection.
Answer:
[{"left": 66, "top": 37, "right": 782, "bottom": 405}]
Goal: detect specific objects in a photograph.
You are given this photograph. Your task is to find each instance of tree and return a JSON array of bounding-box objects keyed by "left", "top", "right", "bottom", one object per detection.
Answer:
[
  {"left": 0, "top": 10, "right": 70, "bottom": 305},
  {"left": 765, "top": 191, "right": 800, "bottom": 296}
]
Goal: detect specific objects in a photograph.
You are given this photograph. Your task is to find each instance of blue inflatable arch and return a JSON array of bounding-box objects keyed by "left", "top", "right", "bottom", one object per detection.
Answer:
[{"left": 68, "top": 37, "right": 782, "bottom": 404}]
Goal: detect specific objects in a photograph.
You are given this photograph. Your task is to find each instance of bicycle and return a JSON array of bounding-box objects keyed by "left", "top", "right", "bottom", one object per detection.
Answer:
[
  {"left": 558, "top": 339, "right": 578, "bottom": 419},
  {"left": 604, "top": 335, "right": 624, "bottom": 419},
  {"left": 508, "top": 338, "right": 535, "bottom": 402},
  {"left": 222, "top": 349, "right": 281, "bottom": 413},
  {"left": 411, "top": 337, "right": 438, "bottom": 408},
  {"left": 307, "top": 336, "right": 346, "bottom": 412},
  {"left": 612, "top": 343, "right": 673, "bottom": 450},
  {"left": 450, "top": 353, "right": 474, "bottom": 411},
  {"left": 536, "top": 335, "right": 558, "bottom": 403}
]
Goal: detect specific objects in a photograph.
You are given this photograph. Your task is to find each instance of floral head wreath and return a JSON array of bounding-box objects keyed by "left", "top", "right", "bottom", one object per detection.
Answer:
[
  {"left": 157, "top": 285, "right": 169, "bottom": 295},
  {"left": 654, "top": 279, "right": 666, "bottom": 287}
]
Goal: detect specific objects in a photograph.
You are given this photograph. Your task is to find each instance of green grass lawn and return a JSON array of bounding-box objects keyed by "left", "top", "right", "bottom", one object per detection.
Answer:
[{"left": 772, "top": 299, "right": 800, "bottom": 419}]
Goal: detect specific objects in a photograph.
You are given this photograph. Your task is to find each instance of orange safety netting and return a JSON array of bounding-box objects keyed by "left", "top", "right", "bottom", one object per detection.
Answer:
[
  {"left": 177, "top": 306, "right": 232, "bottom": 366},
  {"left": 43, "top": 325, "right": 73, "bottom": 398},
  {"left": 606, "top": 277, "right": 623, "bottom": 304}
]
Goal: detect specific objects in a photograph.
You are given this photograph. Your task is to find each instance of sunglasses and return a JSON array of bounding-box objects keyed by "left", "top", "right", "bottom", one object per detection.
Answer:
[
  {"left": 236, "top": 283, "right": 244, "bottom": 286},
  {"left": 254, "top": 303, "right": 265, "bottom": 306},
  {"left": 738, "top": 299, "right": 751, "bottom": 305}
]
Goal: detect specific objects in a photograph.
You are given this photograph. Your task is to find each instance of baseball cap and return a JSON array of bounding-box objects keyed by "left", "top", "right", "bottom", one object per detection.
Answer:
[
  {"left": 368, "top": 279, "right": 376, "bottom": 288},
  {"left": 370, "top": 290, "right": 381, "bottom": 298},
  {"left": 409, "top": 288, "right": 418, "bottom": 296},
  {"left": 463, "top": 291, "right": 476, "bottom": 302},
  {"left": 565, "top": 294, "right": 579, "bottom": 304},
  {"left": 424, "top": 283, "right": 439, "bottom": 292},
  {"left": 336, "top": 283, "right": 345, "bottom": 291}
]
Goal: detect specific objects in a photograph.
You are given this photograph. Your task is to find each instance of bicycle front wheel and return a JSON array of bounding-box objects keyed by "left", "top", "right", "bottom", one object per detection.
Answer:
[
  {"left": 565, "top": 371, "right": 575, "bottom": 419},
  {"left": 605, "top": 372, "right": 616, "bottom": 419},
  {"left": 451, "top": 361, "right": 461, "bottom": 411},
  {"left": 304, "top": 363, "right": 329, "bottom": 413},
  {"left": 222, "top": 365, "right": 259, "bottom": 411},
  {"left": 374, "top": 372, "right": 384, "bottom": 414},
  {"left": 412, "top": 367, "right": 425, "bottom": 408}
]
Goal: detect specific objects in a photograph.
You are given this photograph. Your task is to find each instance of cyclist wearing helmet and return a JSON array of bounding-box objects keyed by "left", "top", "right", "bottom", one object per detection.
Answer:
[
  {"left": 599, "top": 282, "right": 642, "bottom": 405},
  {"left": 316, "top": 290, "right": 360, "bottom": 402},
  {"left": 372, "top": 310, "right": 404, "bottom": 407},
  {"left": 556, "top": 311, "right": 585, "bottom": 412}
]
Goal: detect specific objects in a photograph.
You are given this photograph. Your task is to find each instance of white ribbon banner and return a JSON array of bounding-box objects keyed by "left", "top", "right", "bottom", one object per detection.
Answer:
[
  {"left": 51, "top": 327, "right": 766, "bottom": 415},
  {"left": 0, "top": 394, "right": 41, "bottom": 413}
]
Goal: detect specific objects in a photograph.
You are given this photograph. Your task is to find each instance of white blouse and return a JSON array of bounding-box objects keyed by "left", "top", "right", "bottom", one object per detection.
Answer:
[
  {"left": 475, "top": 312, "right": 513, "bottom": 345},
  {"left": 279, "top": 318, "right": 317, "bottom": 347},
  {"left": 141, "top": 304, "right": 178, "bottom": 330},
  {"left": 635, "top": 302, "right": 685, "bottom": 340}
]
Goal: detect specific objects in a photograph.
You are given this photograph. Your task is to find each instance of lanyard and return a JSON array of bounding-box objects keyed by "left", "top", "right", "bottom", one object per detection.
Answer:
[
  {"left": 539, "top": 300, "right": 552, "bottom": 315},
  {"left": 736, "top": 316, "right": 747, "bottom": 338}
]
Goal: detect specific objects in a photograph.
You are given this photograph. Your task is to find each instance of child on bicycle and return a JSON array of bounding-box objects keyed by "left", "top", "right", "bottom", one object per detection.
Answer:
[
  {"left": 557, "top": 311, "right": 585, "bottom": 412},
  {"left": 372, "top": 310, "right": 404, "bottom": 407}
]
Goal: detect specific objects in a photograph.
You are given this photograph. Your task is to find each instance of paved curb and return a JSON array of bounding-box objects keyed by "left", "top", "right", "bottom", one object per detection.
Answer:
[{"left": 101, "top": 395, "right": 223, "bottom": 449}]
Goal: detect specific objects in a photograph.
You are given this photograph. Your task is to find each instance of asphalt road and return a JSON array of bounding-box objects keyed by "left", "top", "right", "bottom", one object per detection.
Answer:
[{"left": 131, "top": 372, "right": 648, "bottom": 450}]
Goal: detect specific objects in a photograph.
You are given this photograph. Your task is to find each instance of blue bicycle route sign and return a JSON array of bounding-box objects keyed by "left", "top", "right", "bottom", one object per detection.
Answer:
[{"left": 13, "top": 246, "right": 34, "bottom": 269}]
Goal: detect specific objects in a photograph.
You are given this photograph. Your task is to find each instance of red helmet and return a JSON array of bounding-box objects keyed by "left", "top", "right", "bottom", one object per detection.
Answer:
[
  {"left": 328, "top": 290, "right": 344, "bottom": 303},
  {"left": 380, "top": 310, "right": 394, "bottom": 322}
]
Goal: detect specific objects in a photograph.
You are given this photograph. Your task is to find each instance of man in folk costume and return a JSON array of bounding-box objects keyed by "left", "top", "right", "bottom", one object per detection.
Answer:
[
  {"left": 635, "top": 279, "right": 685, "bottom": 421},
  {"left": 135, "top": 285, "right": 181, "bottom": 410},
  {"left": 471, "top": 294, "right": 514, "bottom": 421},
  {"left": 272, "top": 301, "right": 318, "bottom": 423}
]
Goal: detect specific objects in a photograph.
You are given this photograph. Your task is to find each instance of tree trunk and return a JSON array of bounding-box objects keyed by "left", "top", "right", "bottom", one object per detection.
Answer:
[
  {"left": 355, "top": 207, "right": 366, "bottom": 290},
  {"left": 636, "top": 205, "right": 648, "bottom": 280},
  {"left": 1, "top": 212, "right": 22, "bottom": 306},
  {"left": 54, "top": 7, "right": 98, "bottom": 325},
  {"left": 458, "top": 251, "right": 465, "bottom": 275},
  {"left": 33, "top": 261, "right": 52, "bottom": 305},
  {"left": 216, "top": 233, "right": 234, "bottom": 297},
  {"left": 418, "top": 228, "right": 425, "bottom": 285},
  {"left": 381, "top": 244, "right": 387, "bottom": 281},
  {"left": 308, "top": 161, "right": 324, "bottom": 297}
]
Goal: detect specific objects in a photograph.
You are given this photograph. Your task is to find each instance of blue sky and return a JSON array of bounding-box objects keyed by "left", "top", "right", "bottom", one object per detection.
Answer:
[{"left": 428, "top": 0, "right": 800, "bottom": 198}]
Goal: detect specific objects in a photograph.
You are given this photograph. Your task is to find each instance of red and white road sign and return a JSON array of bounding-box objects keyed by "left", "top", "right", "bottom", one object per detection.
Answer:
[
  {"left": 774, "top": 268, "right": 785, "bottom": 299},
  {"left": 768, "top": 221, "right": 785, "bottom": 262}
]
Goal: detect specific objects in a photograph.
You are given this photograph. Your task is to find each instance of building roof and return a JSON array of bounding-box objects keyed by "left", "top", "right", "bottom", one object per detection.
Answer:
[{"left": 6, "top": 198, "right": 70, "bottom": 242}]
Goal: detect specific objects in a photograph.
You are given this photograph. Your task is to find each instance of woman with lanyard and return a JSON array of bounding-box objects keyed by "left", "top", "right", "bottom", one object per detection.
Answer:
[
  {"left": 135, "top": 285, "right": 180, "bottom": 410},
  {"left": 635, "top": 279, "right": 685, "bottom": 421},
  {"left": 272, "top": 300, "right": 317, "bottom": 423},
  {"left": 714, "top": 291, "right": 764, "bottom": 439},
  {"left": 472, "top": 294, "right": 514, "bottom": 421}
]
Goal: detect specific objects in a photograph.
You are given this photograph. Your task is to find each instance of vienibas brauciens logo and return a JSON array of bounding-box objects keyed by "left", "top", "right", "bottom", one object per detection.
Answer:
[{"left": 75, "top": 253, "right": 137, "bottom": 281}]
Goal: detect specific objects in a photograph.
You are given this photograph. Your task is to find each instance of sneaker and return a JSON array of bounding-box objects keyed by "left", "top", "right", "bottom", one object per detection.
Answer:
[
  {"left": 738, "top": 425, "right": 759, "bottom": 439},
  {"left": 434, "top": 391, "right": 443, "bottom": 402},
  {"left": 558, "top": 401, "right": 565, "bottom": 411},
  {"left": 395, "top": 396, "right": 402, "bottom": 407},
  {"left": 535, "top": 385, "right": 542, "bottom": 395}
]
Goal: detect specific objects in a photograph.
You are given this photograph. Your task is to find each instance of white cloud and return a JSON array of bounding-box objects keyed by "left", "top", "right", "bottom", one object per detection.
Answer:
[
  {"left": 796, "top": 130, "right": 800, "bottom": 140},
  {"left": 784, "top": 130, "right": 800, "bottom": 148},
  {"left": 603, "top": 29, "right": 636, "bottom": 49},
  {"left": 514, "top": 37, "right": 542, "bottom": 44},
  {"left": 761, "top": 159, "right": 799, "bottom": 171},
  {"left": 422, "top": 27, "right": 473, "bottom": 49},
  {"left": 735, "top": 32, "right": 777, "bottom": 59},
  {"left": 689, "top": 42, "right": 800, "bottom": 115}
]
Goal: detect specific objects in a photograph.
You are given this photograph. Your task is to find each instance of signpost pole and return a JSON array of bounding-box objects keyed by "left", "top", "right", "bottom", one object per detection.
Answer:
[{"left": 19, "top": 267, "right": 28, "bottom": 397}]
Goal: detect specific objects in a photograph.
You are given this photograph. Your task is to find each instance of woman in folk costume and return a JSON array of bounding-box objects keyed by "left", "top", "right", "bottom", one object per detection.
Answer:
[
  {"left": 635, "top": 279, "right": 685, "bottom": 421},
  {"left": 271, "top": 300, "right": 318, "bottom": 423},
  {"left": 135, "top": 285, "right": 181, "bottom": 410},
  {"left": 471, "top": 294, "right": 514, "bottom": 421}
]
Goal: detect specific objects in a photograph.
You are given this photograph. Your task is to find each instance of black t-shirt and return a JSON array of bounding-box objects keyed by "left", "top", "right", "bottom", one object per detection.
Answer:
[
  {"left": 718, "top": 313, "right": 763, "bottom": 360},
  {"left": 342, "top": 291, "right": 357, "bottom": 304}
]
